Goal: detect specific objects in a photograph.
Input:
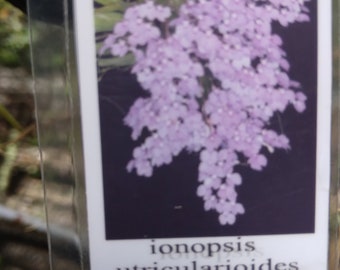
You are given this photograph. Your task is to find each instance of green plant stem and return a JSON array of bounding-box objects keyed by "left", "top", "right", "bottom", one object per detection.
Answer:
[
  {"left": 1, "top": 124, "right": 35, "bottom": 148},
  {"left": 0, "top": 104, "right": 22, "bottom": 130},
  {"left": 0, "top": 129, "right": 19, "bottom": 195}
]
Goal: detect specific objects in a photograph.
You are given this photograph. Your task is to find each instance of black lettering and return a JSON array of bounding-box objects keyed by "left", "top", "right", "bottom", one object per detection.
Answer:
[
  {"left": 259, "top": 259, "right": 272, "bottom": 270},
  {"left": 250, "top": 259, "right": 256, "bottom": 270},
  {"left": 236, "top": 237, "right": 242, "bottom": 252},
  {"left": 288, "top": 262, "right": 298, "bottom": 270},
  {"left": 175, "top": 266, "right": 188, "bottom": 270},
  {"left": 175, "top": 243, "right": 189, "bottom": 254},
  {"left": 214, "top": 265, "right": 225, "bottom": 270},
  {"left": 151, "top": 240, "right": 156, "bottom": 254},
  {"left": 245, "top": 242, "right": 255, "bottom": 252},
  {"left": 234, "top": 264, "right": 247, "bottom": 270},
  {"left": 160, "top": 244, "right": 173, "bottom": 254},
  {"left": 207, "top": 243, "right": 221, "bottom": 256},
  {"left": 191, "top": 243, "right": 205, "bottom": 254},
  {"left": 201, "top": 266, "right": 211, "bottom": 270},
  {"left": 223, "top": 242, "right": 234, "bottom": 252},
  {"left": 192, "top": 261, "right": 197, "bottom": 270},
  {"left": 274, "top": 263, "right": 286, "bottom": 270},
  {"left": 225, "top": 260, "right": 231, "bottom": 270}
]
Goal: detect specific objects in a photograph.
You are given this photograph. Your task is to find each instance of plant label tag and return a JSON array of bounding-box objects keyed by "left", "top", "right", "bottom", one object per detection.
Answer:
[{"left": 74, "top": 0, "right": 332, "bottom": 269}]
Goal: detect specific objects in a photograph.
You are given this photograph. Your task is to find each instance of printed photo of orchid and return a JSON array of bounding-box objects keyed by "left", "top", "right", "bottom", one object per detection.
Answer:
[{"left": 95, "top": 0, "right": 317, "bottom": 239}]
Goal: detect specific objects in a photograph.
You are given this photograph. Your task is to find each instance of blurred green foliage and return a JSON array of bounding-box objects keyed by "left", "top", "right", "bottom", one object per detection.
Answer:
[
  {"left": 95, "top": 0, "right": 133, "bottom": 77},
  {"left": 94, "top": 0, "right": 185, "bottom": 78},
  {"left": 0, "top": 0, "right": 30, "bottom": 68}
]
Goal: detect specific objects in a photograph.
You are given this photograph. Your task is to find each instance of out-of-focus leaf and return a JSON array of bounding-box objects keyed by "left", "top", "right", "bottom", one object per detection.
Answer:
[
  {"left": 95, "top": 0, "right": 122, "bottom": 6},
  {"left": 155, "top": 0, "right": 185, "bottom": 10},
  {"left": 96, "top": 40, "right": 104, "bottom": 51},
  {"left": 95, "top": 10, "right": 123, "bottom": 33},
  {"left": 94, "top": 0, "right": 138, "bottom": 77},
  {"left": 95, "top": 2, "right": 126, "bottom": 13},
  {"left": 98, "top": 54, "right": 134, "bottom": 68},
  {"left": 0, "top": 0, "right": 29, "bottom": 67}
]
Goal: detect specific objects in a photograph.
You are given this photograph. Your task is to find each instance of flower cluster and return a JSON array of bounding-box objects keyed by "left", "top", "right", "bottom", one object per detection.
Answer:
[{"left": 101, "top": 0, "right": 310, "bottom": 225}]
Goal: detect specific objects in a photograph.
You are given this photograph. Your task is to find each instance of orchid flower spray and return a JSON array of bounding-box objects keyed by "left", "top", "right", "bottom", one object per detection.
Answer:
[{"left": 101, "top": 0, "right": 310, "bottom": 225}]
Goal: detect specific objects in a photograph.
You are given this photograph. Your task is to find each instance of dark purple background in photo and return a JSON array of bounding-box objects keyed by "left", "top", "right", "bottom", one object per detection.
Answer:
[{"left": 97, "top": 1, "right": 317, "bottom": 239}]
